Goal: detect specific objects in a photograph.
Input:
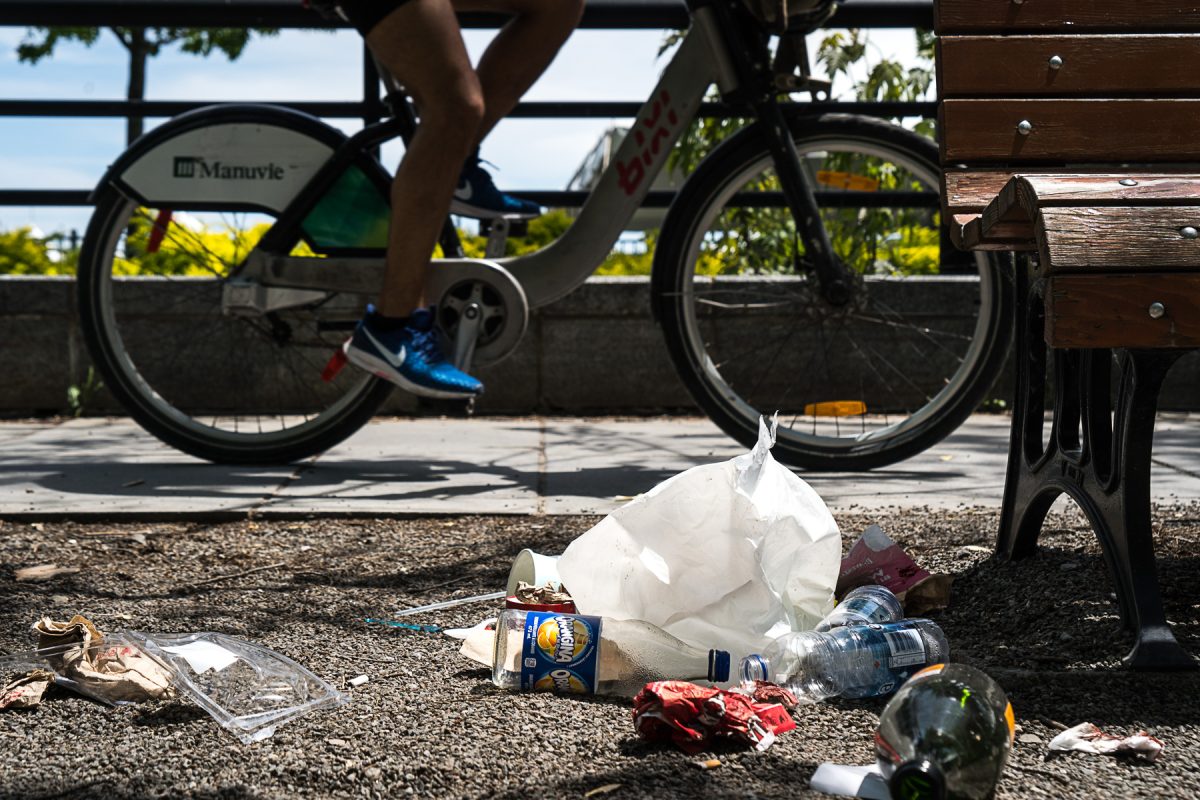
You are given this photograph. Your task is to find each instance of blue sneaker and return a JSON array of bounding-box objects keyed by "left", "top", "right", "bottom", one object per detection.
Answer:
[
  {"left": 451, "top": 156, "right": 542, "bottom": 220},
  {"left": 343, "top": 307, "right": 483, "bottom": 399}
]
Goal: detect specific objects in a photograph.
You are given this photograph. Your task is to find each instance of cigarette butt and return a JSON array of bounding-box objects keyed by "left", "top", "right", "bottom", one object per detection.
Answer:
[
  {"left": 694, "top": 758, "right": 721, "bottom": 770},
  {"left": 349, "top": 674, "right": 369, "bottom": 687}
]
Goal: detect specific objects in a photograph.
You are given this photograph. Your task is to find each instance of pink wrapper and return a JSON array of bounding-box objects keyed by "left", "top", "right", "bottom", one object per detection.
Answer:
[{"left": 837, "top": 525, "right": 953, "bottom": 614}]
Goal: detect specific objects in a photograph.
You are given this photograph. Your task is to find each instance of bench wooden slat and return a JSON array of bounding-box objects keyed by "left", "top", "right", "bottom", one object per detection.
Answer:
[
  {"left": 1037, "top": 207, "right": 1200, "bottom": 271},
  {"left": 942, "top": 170, "right": 1016, "bottom": 215},
  {"left": 935, "top": 0, "right": 1200, "bottom": 34},
  {"left": 941, "top": 100, "right": 1200, "bottom": 163},
  {"left": 943, "top": 171, "right": 1200, "bottom": 220},
  {"left": 1011, "top": 175, "right": 1200, "bottom": 205},
  {"left": 1046, "top": 273, "right": 1200, "bottom": 348},
  {"left": 954, "top": 215, "right": 1036, "bottom": 251},
  {"left": 937, "top": 35, "right": 1200, "bottom": 98}
]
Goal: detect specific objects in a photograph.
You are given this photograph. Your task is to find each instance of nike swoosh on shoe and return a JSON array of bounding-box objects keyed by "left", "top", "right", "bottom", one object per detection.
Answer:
[
  {"left": 454, "top": 181, "right": 473, "bottom": 201},
  {"left": 362, "top": 327, "right": 407, "bottom": 368}
]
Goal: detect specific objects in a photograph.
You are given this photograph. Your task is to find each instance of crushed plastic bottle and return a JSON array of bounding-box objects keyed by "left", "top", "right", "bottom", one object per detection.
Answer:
[
  {"left": 741, "top": 619, "right": 948, "bottom": 702},
  {"left": 815, "top": 584, "right": 904, "bottom": 632}
]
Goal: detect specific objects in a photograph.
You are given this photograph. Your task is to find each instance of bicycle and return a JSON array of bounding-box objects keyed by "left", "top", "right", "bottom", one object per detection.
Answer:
[{"left": 76, "top": 0, "right": 1012, "bottom": 470}]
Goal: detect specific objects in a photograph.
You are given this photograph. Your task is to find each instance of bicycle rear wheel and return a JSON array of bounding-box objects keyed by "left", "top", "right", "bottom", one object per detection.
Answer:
[
  {"left": 77, "top": 107, "right": 397, "bottom": 466},
  {"left": 652, "top": 114, "right": 1011, "bottom": 470},
  {"left": 78, "top": 191, "right": 394, "bottom": 465}
]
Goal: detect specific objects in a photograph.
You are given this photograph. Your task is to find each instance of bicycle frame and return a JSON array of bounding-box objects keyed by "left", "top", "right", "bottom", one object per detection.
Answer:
[{"left": 240, "top": 2, "right": 823, "bottom": 310}]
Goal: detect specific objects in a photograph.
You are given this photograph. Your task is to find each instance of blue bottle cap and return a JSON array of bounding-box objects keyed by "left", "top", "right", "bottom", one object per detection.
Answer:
[{"left": 708, "top": 649, "right": 731, "bottom": 682}]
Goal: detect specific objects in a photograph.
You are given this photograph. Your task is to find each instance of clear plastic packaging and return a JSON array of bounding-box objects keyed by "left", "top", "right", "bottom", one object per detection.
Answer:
[
  {"left": 125, "top": 631, "right": 348, "bottom": 744},
  {"left": 1, "top": 631, "right": 347, "bottom": 744}
]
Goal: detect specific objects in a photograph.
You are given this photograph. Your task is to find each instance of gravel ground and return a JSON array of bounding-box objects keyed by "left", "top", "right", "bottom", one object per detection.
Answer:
[{"left": 1, "top": 507, "right": 1199, "bottom": 800}]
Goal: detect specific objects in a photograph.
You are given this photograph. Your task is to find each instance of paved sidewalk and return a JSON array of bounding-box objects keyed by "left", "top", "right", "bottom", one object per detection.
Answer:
[{"left": 0, "top": 414, "right": 1197, "bottom": 518}]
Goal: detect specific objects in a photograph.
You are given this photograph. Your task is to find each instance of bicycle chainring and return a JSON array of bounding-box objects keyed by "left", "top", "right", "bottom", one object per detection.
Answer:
[{"left": 424, "top": 258, "right": 529, "bottom": 367}]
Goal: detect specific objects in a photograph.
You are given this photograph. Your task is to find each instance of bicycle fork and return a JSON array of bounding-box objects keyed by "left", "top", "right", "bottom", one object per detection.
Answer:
[
  {"left": 703, "top": 0, "right": 855, "bottom": 307},
  {"left": 754, "top": 98, "right": 854, "bottom": 307}
]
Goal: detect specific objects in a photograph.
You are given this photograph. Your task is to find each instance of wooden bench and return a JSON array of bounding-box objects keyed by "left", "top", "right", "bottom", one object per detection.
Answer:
[{"left": 935, "top": 0, "right": 1200, "bottom": 669}]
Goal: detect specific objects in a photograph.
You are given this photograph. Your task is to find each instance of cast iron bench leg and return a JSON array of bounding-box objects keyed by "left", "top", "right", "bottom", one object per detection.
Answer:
[{"left": 997, "top": 255, "right": 1195, "bottom": 670}]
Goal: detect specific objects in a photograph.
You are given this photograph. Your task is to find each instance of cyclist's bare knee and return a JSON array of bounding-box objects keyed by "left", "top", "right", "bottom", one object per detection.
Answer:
[
  {"left": 364, "top": 0, "right": 481, "bottom": 121},
  {"left": 419, "top": 79, "right": 486, "bottom": 143}
]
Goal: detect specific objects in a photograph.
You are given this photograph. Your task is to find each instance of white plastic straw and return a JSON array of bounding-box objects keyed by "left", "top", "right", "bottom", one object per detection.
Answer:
[{"left": 392, "top": 590, "right": 506, "bottom": 617}]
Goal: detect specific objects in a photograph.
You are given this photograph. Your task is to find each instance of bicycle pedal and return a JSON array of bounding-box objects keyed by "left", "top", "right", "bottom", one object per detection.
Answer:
[{"left": 321, "top": 346, "right": 348, "bottom": 382}]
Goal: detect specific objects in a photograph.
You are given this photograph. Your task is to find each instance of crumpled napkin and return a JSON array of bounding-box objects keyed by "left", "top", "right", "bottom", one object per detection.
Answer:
[
  {"left": 33, "top": 615, "right": 175, "bottom": 704},
  {"left": 633, "top": 680, "right": 796, "bottom": 753},
  {"left": 1048, "top": 722, "right": 1164, "bottom": 762},
  {"left": 0, "top": 670, "right": 55, "bottom": 709}
]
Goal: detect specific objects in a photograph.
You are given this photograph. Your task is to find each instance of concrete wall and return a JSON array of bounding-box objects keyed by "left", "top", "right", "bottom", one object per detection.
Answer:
[{"left": 3, "top": 275, "right": 1198, "bottom": 416}]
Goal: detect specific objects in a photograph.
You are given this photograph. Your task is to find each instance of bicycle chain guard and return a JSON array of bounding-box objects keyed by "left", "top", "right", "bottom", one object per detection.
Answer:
[{"left": 424, "top": 258, "right": 529, "bottom": 368}]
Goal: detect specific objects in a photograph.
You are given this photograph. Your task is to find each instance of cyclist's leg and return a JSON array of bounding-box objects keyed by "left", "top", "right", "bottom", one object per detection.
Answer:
[
  {"left": 364, "top": 0, "right": 483, "bottom": 316},
  {"left": 451, "top": 0, "right": 585, "bottom": 140},
  {"left": 345, "top": 0, "right": 486, "bottom": 397},
  {"left": 442, "top": 0, "right": 583, "bottom": 220}
]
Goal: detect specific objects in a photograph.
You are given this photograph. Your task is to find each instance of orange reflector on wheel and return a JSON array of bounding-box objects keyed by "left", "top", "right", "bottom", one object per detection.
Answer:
[
  {"left": 815, "top": 171, "right": 880, "bottom": 192},
  {"left": 804, "top": 400, "right": 868, "bottom": 417}
]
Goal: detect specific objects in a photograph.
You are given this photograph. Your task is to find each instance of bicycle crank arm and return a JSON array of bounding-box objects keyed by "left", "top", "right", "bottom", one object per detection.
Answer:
[{"left": 241, "top": 252, "right": 529, "bottom": 368}]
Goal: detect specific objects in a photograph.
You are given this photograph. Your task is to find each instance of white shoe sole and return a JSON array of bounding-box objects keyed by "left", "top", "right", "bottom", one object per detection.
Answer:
[
  {"left": 449, "top": 198, "right": 539, "bottom": 221},
  {"left": 343, "top": 343, "right": 478, "bottom": 400}
]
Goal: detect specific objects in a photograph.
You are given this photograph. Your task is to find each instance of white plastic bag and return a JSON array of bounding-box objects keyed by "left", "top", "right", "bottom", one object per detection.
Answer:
[{"left": 556, "top": 417, "right": 841, "bottom": 659}]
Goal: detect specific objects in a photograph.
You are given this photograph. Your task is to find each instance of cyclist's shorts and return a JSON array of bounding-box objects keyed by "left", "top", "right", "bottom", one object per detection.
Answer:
[{"left": 337, "top": 0, "right": 414, "bottom": 36}]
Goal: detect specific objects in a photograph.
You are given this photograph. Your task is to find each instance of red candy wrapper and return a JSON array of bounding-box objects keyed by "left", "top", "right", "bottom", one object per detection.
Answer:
[
  {"left": 749, "top": 680, "right": 799, "bottom": 710},
  {"left": 632, "top": 681, "right": 796, "bottom": 753}
]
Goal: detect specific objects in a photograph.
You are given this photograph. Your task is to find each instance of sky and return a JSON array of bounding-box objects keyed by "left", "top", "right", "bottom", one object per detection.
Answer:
[{"left": 0, "top": 23, "right": 916, "bottom": 237}]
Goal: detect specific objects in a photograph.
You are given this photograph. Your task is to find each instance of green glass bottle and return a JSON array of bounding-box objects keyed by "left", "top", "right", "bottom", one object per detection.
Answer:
[{"left": 875, "top": 663, "right": 1014, "bottom": 800}]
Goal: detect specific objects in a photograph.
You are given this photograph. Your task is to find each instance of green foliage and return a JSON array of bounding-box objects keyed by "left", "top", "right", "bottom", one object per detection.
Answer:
[
  {"left": 16, "top": 27, "right": 100, "bottom": 62},
  {"left": 112, "top": 212, "right": 278, "bottom": 277},
  {"left": 817, "top": 27, "right": 936, "bottom": 138},
  {"left": 451, "top": 210, "right": 654, "bottom": 275},
  {"left": 0, "top": 228, "right": 77, "bottom": 275},
  {"left": 664, "top": 28, "right": 941, "bottom": 279},
  {"left": 67, "top": 367, "right": 104, "bottom": 417},
  {"left": 16, "top": 26, "right": 277, "bottom": 65},
  {"left": 595, "top": 245, "right": 654, "bottom": 276}
]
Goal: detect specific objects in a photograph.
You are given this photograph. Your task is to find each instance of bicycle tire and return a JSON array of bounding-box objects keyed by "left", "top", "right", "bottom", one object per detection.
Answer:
[
  {"left": 652, "top": 113, "right": 1012, "bottom": 471},
  {"left": 77, "top": 105, "right": 395, "bottom": 465}
]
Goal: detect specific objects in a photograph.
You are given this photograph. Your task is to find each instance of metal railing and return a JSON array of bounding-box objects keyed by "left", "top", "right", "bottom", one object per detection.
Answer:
[{"left": 0, "top": 0, "right": 933, "bottom": 208}]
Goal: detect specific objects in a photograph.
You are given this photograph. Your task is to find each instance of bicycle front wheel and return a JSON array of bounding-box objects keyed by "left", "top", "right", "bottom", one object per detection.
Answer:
[{"left": 652, "top": 114, "right": 1011, "bottom": 470}]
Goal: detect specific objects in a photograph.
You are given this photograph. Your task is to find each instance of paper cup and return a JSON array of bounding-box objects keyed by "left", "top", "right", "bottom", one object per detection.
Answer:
[
  {"left": 506, "top": 549, "right": 561, "bottom": 596},
  {"left": 504, "top": 596, "right": 576, "bottom": 613}
]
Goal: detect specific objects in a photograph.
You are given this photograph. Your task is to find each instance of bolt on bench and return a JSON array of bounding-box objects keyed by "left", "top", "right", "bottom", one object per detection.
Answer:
[{"left": 935, "top": 0, "right": 1200, "bottom": 669}]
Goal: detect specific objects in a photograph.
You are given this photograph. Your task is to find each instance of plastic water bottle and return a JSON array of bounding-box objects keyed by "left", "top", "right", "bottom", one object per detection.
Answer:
[
  {"left": 740, "top": 619, "right": 948, "bottom": 702},
  {"left": 492, "top": 609, "right": 731, "bottom": 697},
  {"left": 815, "top": 584, "right": 904, "bottom": 631},
  {"left": 876, "top": 663, "right": 1014, "bottom": 800}
]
